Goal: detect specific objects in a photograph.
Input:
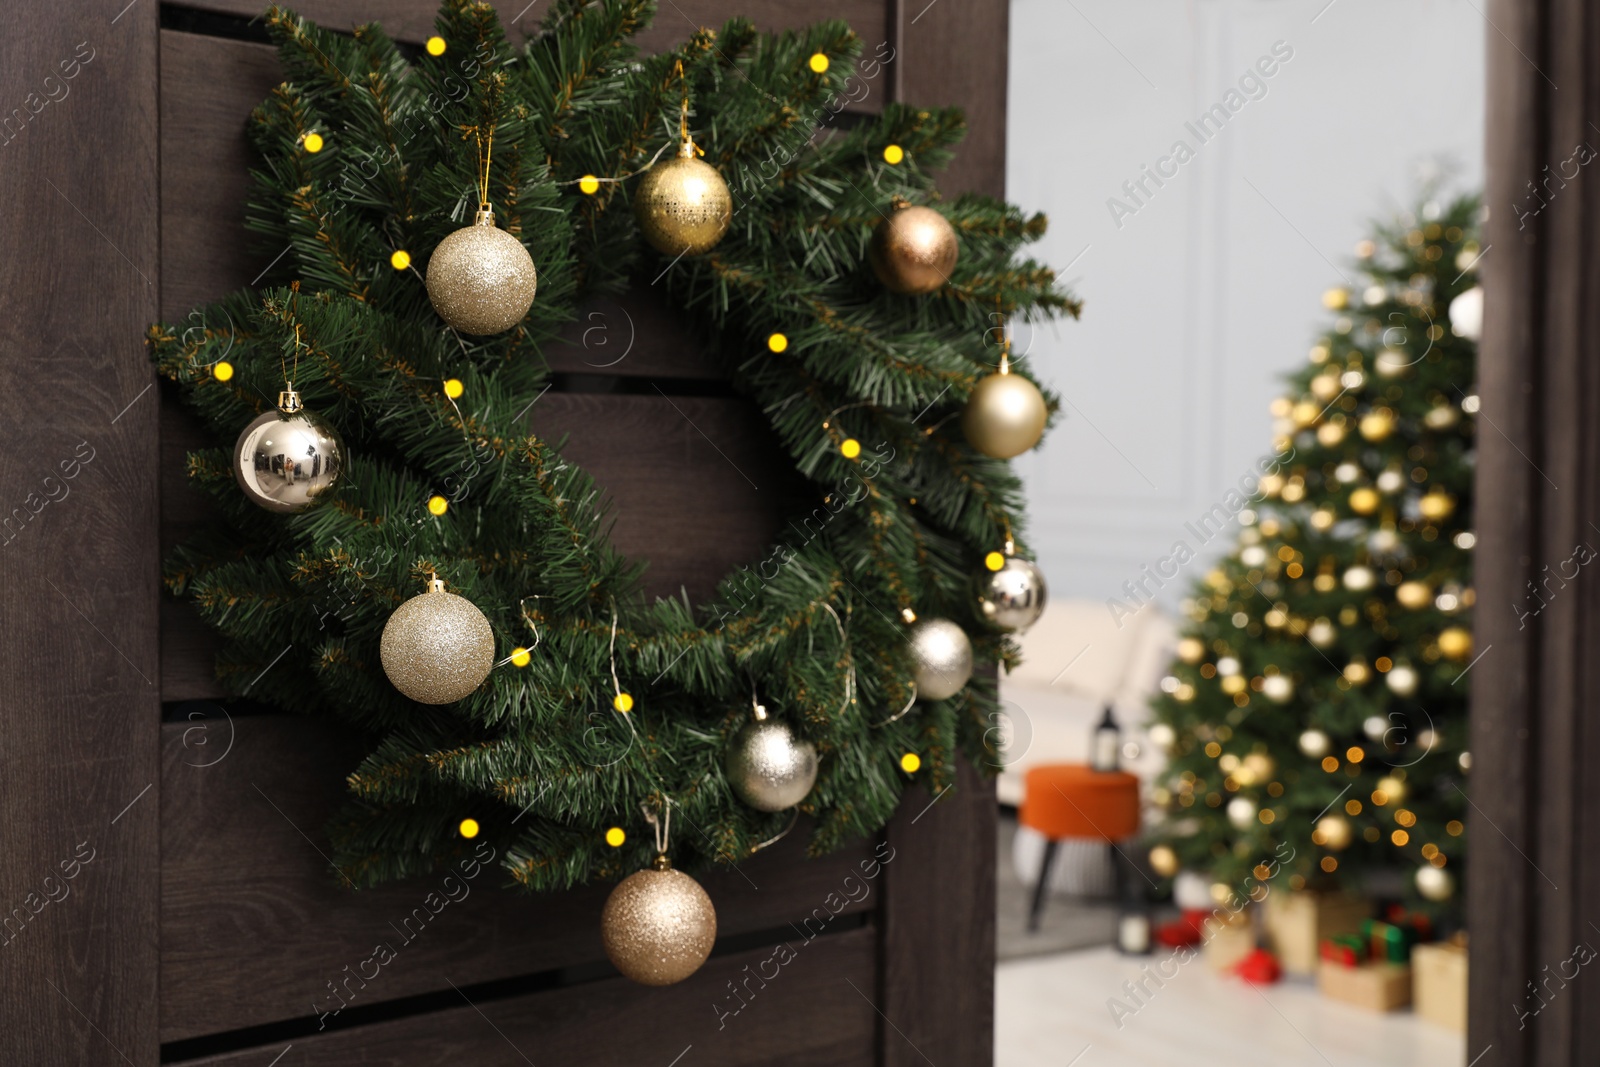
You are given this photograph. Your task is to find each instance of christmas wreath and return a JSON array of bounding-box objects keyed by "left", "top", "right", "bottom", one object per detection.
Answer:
[{"left": 152, "top": 0, "right": 1074, "bottom": 984}]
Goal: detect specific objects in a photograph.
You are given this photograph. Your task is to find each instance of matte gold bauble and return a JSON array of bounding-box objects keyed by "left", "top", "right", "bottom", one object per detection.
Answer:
[
  {"left": 1395, "top": 581, "right": 1432, "bottom": 609},
  {"left": 906, "top": 616, "right": 973, "bottom": 701},
  {"left": 726, "top": 711, "right": 818, "bottom": 812},
  {"left": 426, "top": 208, "right": 538, "bottom": 335},
  {"left": 1419, "top": 490, "right": 1455, "bottom": 521},
  {"left": 232, "top": 390, "right": 345, "bottom": 513},
  {"left": 380, "top": 578, "right": 496, "bottom": 704},
  {"left": 869, "top": 202, "right": 958, "bottom": 294},
  {"left": 963, "top": 369, "right": 1047, "bottom": 459},
  {"left": 1313, "top": 813, "right": 1353, "bottom": 850},
  {"left": 634, "top": 140, "right": 732, "bottom": 256},
  {"left": 1348, "top": 487, "right": 1380, "bottom": 515},
  {"left": 1437, "top": 626, "right": 1473, "bottom": 661},
  {"left": 1149, "top": 844, "right": 1180, "bottom": 878},
  {"left": 601, "top": 857, "right": 717, "bottom": 986}
]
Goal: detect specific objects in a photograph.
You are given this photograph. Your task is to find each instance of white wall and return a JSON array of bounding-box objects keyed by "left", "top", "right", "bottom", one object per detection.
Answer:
[{"left": 1006, "top": 0, "right": 1484, "bottom": 611}]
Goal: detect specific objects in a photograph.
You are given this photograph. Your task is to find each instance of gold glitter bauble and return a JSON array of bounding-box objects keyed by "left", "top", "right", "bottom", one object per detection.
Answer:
[
  {"left": 1348, "top": 487, "right": 1380, "bottom": 515},
  {"left": 963, "top": 370, "right": 1047, "bottom": 459},
  {"left": 1314, "top": 813, "right": 1353, "bottom": 850},
  {"left": 426, "top": 208, "right": 538, "bottom": 335},
  {"left": 726, "top": 715, "right": 819, "bottom": 812},
  {"left": 232, "top": 395, "right": 344, "bottom": 513},
  {"left": 379, "top": 579, "right": 496, "bottom": 704},
  {"left": 634, "top": 142, "right": 732, "bottom": 256},
  {"left": 1359, "top": 410, "right": 1394, "bottom": 441},
  {"left": 601, "top": 858, "right": 717, "bottom": 986},
  {"left": 1437, "top": 626, "right": 1473, "bottom": 661},
  {"left": 869, "top": 202, "right": 958, "bottom": 294},
  {"left": 1149, "top": 844, "right": 1179, "bottom": 878},
  {"left": 907, "top": 617, "right": 974, "bottom": 701}
]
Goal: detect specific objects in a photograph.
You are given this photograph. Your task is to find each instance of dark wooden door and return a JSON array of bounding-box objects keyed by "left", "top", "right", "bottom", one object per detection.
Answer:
[{"left": 0, "top": 1, "right": 1007, "bottom": 1063}]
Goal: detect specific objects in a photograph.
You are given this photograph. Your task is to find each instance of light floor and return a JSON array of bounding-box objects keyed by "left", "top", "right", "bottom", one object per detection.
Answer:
[{"left": 997, "top": 947, "right": 1471, "bottom": 1067}]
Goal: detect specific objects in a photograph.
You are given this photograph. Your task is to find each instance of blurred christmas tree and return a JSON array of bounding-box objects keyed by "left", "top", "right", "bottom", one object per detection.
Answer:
[{"left": 1146, "top": 192, "right": 1482, "bottom": 919}]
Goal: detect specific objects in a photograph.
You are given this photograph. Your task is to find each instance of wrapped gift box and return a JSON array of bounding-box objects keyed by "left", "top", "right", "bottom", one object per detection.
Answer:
[
  {"left": 1202, "top": 907, "right": 1256, "bottom": 972},
  {"left": 1318, "top": 960, "right": 1412, "bottom": 1012},
  {"left": 1413, "top": 938, "right": 1468, "bottom": 1032},
  {"left": 1265, "top": 889, "right": 1372, "bottom": 975}
]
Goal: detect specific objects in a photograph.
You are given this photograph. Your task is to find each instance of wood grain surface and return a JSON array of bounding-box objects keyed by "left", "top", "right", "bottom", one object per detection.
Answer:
[
  {"left": 174, "top": 927, "right": 878, "bottom": 1065},
  {"left": 0, "top": 3, "right": 163, "bottom": 1064},
  {"left": 160, "top": 715, "right": 881, "bottom": 1042}
]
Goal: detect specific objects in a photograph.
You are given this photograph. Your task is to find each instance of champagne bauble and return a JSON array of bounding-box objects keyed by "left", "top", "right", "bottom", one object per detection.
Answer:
[
  {"left": 976, "top": 554, "right": 1048, "bottom": 632},
  {"left": 1449, "top": 285, "right": 1483, "bottom": 341},
  {"left": 869, "top": 201, "right": 958, "bottom": 294},
  {"left": 1314, "top": 813, "right": 1353, "bottom": 850},
  {"left": 426, "top": 207, "right": 538, "bottom": 335},
  {"left": 634, "top": 139, "right": 732, "bottom": 256},
  {"left": 963, "top": 367, "right": 1047, "bottom": 459},
  {"left": 906, "top": 616, "right": 973, "bottom": 701},
  {"left": 726, "top": 708, "right": 818, "bottom": 812},
  {"left": 1415, "top": 864, "right": 1455, "bottom": 902},
  {"left": 233, "top": 388, "right": 345, "bottom": 513},
  {"left": 380, "top": 578, "right": 496, "bottom": 704},
  {"left": 601, "top": 856, "right": 717, "bottom": 985}
]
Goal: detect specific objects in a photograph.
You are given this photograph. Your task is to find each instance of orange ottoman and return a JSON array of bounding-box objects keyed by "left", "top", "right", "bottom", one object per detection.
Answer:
[{"left": 1018, "top": 764, "right": 1140, "bottom": 931}]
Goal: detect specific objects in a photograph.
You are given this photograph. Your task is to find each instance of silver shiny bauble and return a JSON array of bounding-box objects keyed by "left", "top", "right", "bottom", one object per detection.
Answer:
[
  {"left": 977, "top": 556, "right": 1048, "bottom": 632},
  {"left": 233, "top": 402, "right": 345, "bottom": 513},
  {"left": 379, "top": 580, "right": 496, "bottom": 704},
  {"left": 962, "top": 370, "right": 1048, "bottom": 459},
  {"left": 726, "top": 717, "right": 818, "bottom": 812},
  {"left": 1415, "top": 864, "right": 1455, "bottom": 902},
  {"left": 426, "top": 208, "right": 538, "bottom": 335},
  {"left": 601, "top": 857, "right": 717, "bottom": 986},
  {"left": 634, "top": 142, "right": 732, "bottom": 256},
  {"left": 907, "top": 617, "right": 973, "bottom": 701},
  {"left": 1386, "top": 664, "right": 1419, "bottom": 696},
  {"left": 1261, "top": 674, "right": 1294, "bottom": 703}
]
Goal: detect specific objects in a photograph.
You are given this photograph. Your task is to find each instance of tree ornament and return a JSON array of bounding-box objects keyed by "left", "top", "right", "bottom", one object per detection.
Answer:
[
  {"left": 1364, "top": 714, "right": 1390, "bottom": 741},
  {"left": 602, "top": 805, "right": 717, "bottom": 986},
  {"left": 1437, "top": 627, "right": 1473, "bottom": 661},
  {"left": 905, "top": 613, "right": 973, "bottom": 701},
  {"left": 869, "top": 198, "right": 958, "bottom": 294},
  {"left": 1260, "top": 674, "right": 1293, "bottom": 703},
  {"left": 1449, "top": 285, "right": 1483, "bottom": 341},
  {"left": 1307, "top": 618, "right": 1337, "bottom": 648},
  {"left": 1149, "top": 844, "right": 1179, "bottom": 878},
  {"left": 380, "top": 577, "right": 496, "bottom": 704},
  {"left": 1393, "top": 581, "right": 1432, "bottom": 611},
  {"left": 725, "top": 699, "right": 818, "bottom": 812},
  {"left": 233, "top": 386, "right": 345, "bottom": 513},
  {"left": 1415, "top": 864, "right": 1455, "bottom": 902},
  {"left": 1419, "top": 490, "right": 1455, "bottom": 522},
  {"left": 1343, "top": 565, "right": 1376, "bottom": 592},
  {"left": 1376, "top": 775, "right": 1407, "bottom": 803},
  {"left": 1298, "top": 729, "right": 1330, "bottom": 758},
  {"left": 976, "top": 544, "right": 1048, "bottom": 631},
  {"left": 1359, "top": 410, "right": 1395, "bottom": 441},
  {"left": 1374, "top": 349, "right": 1410, "bottom": 377},
  {"left": 634, "top": 135, "right": 732, "bottom": 256},
  {"left": 426, "top": 206, "right": 539, "bottom": 335},
  {"left": 1424, "top": 403, "right": 1460, "bottom": 430},
  {"left": 1348, "top": 487, "right": 1380, "bottom": 515},
  {"left": 963, "top": 362, "right": 1048, "bottom": 460},
  {"left": 1386, "top": 663, "right": 1419, "bottom": 696},
  {"left": 1314, "top": 813, "right": 1352, "bottom": 850},
  {"left": 1177, "top": 637, "right": 1206, "bottom": 663},
  {"left": 1226, "top": 796, "right": 1257, "bottom": 830}
]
